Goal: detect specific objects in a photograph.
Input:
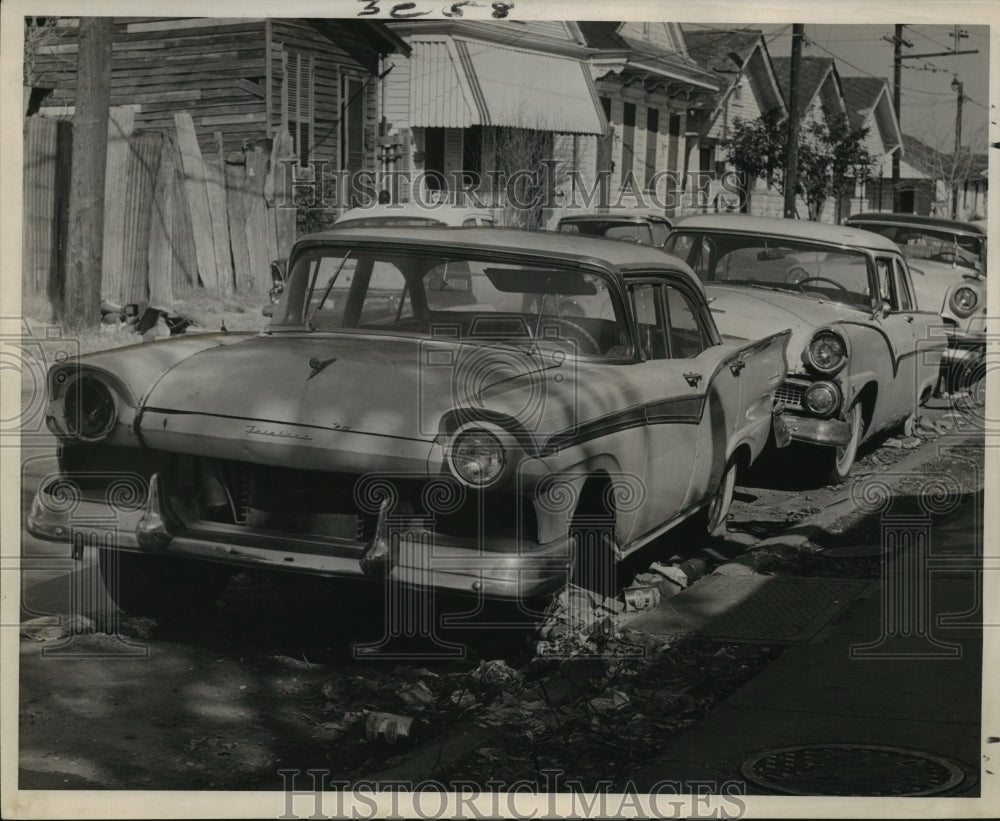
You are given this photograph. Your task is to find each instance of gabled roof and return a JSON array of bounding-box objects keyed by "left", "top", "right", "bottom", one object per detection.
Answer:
[
  {"left": 681, "top": 27, "right": 787, "bottom": 120},
  {"left": 840, "top": 76, "right": 888, "bottom": 127},
  {"left": 578, "top": 21, "right": 720, "bottom": 92},
  {"left": 840, "top": 75, "right": 902, "bottom": 155},
  {"left": 771, "top": 56, "right": 845, "bottom": 120},
  {"left": 682, "top": 28, "right": 761, "bottom": 74}
]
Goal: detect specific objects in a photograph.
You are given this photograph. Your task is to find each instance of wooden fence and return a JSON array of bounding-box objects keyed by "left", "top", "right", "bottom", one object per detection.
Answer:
[{"left": 23, "top": 109, "right": 297, "bottom": 315}]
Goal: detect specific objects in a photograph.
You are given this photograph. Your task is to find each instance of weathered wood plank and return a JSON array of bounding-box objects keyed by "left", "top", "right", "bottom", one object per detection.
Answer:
[
  {"left": 125, "top": 18, "right": 266, "bottom": 34},
  {"left": 121, "top": 130, "right": 164, "bottom": 305},
  {"left": 198, "top": 112, "right": 267, "bottom": 126},
  {"left": 269, "top": 128, "right": 297, "bottom": 261},
  {"left": 148, "top": 134, "right": 176, "bottom": 304},
  {"left": 173, "top": 110, "right": 216, "bottom": 291},
  {"left": 244, "top": 146, "right": 272, "bottom": 293},
  {"left": 167, "top": 139, "right": 199, "bottom": 295},
  {"left": 225, "top": 156, "right": 252, "bottom": 293},
  {"left": 205, "top": 133, "right": 235, "bottom": 295},
  {"left": 101, "top": 107, "right": 136, "bottom": 302}
]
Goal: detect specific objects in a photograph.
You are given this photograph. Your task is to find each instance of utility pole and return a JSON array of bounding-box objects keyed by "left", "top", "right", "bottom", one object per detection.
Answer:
[
  {"left": 883, "top": 25, "right": 912, "bottom": 211},
  {"left": 783, "top": 24, "right": 805, "bottom": 219},
  {"left": 951, "top": 76, "right": 964, "bottom": 219},
  {"left": 63, "top": 18, "right": 113, "bottom": 331}
]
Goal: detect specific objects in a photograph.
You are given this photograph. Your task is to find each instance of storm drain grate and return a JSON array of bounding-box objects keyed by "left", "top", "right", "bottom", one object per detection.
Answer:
[
  {"left": 740, "top": 744, "right": 967, "bottom": 796},
  {"left": 626, "top": 575, "right": 872, "bottom": 643}
]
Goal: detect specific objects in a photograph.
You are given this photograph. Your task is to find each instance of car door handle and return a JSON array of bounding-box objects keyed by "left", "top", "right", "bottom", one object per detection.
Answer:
[
  {"left": 904, "top": 315, "right": 914, "bottom": 323},
  {"left": 729, "top": 359, "right": 746, "bottom": 376},
  {"left": 683, "top": 372, "right": 703, "bottom": 387}
]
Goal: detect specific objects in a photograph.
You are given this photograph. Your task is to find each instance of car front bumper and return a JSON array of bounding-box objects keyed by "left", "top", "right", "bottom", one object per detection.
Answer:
[
  {"left": 772, "top": 411, "right": 851, "bottom": 448},
  {"left": 27, "top": 474, "right": 572, "bottom": 600}
]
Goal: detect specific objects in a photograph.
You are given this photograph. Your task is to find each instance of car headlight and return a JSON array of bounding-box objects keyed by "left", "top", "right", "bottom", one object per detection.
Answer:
[
  {"left": 448, "top": 429, "right": 506, "bottom": 487},
  {"left": 63, "top": 375, "right": 117, "bottom": 441},
  {"left": 804, "top": 381, "right": 841, "bottom": 417},
  {"left": 805, "top": 330, "right": 847, "bottom": 375},
  {"left": 950, "top": 286, "right": 979, "bottom": 318}
]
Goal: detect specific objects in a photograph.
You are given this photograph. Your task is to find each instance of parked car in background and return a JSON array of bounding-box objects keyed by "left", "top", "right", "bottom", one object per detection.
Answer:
[
  {"left": 333, "top": 202, "right": 496, "bottom": 229},
  {"left": 843, "top": 213, "right": 987, "bottom": 394},
  {"left": 664, "top": 215, "right": 947, "bottom": 483},
  {"left": 556, "top": 211, "right": 673, "bottom": 247},
  {"left": 29, "top": 228, "right": 788, "bottom": 610}
]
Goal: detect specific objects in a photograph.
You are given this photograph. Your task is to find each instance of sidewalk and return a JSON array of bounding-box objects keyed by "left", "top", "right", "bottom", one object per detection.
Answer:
[{"left": 631, "top": 492, "right": 984, "bottom": 796}]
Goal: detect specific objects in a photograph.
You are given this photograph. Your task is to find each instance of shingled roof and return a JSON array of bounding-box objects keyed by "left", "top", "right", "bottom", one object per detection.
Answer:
[
  {"left": 840, "top": 76, "right": 890, "bottom": 128},
  {"left": 682, "top": 28, "right": 762, "bottom": 75},
  {"left": 771, "top": 55, "right": 842, "bottom": 118}
]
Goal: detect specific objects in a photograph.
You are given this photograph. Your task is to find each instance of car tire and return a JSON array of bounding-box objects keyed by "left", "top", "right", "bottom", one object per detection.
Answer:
[
  {"left": 823, "top": 401, "right": 863, "bottom": 485},
  {"left": 705, "top": 458, "right": 738, "bottom": 539},
  {"left": 98, "top": 550, "right": 231, "bottom": 620}
]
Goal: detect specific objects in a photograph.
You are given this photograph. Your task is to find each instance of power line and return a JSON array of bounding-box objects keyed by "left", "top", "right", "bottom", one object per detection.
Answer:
[{"left": 807, "top": 39, "right": 955, "bottom": 96}]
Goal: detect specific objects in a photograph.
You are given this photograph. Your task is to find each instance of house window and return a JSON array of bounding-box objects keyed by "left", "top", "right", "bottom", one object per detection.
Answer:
[
  {"left": 462, "top": 125, "right": 484, "bottom": 186},
  {"left": 622, "top": 102, "right": 636, "bottom": 179},
  {"left": 644, "top": 108, "right": 659, "bottom": 190},
  {"left": 284, "top": 52, "right": 315, "bottom": 167},
  {"left": 667, "top": 113, "right": 681, "bottom": 173},
  {"left": 423, "top": 127, "right": 446, "bottom": 191},
  {"left": 341, "top": 75, "right": 365, "bottom": 175}
]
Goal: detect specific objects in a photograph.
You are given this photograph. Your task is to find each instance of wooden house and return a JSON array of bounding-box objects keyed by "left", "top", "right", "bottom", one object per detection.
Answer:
[
  {"left": 29, "top": 17, "right": 405, "bottom": 193},
  {"left": 681, "top": 28, "right": 787, "bottom": 217}
]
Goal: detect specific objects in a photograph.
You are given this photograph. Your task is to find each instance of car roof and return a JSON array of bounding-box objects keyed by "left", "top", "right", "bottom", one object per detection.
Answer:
[
  {"left": 333, "top": 202, "right": 494, "bottom": 226},
  {"left": 673, "top": 214, "right": 902, "bottom": 253},
  {"left": 844, "top": 212, "right": 987, "bottom": 236},
  {"left": 558, "top": 211, "right": 672, "bottom": 225},
  {"left": 296, "top": 226, "right": 699, "bottom": 279}
]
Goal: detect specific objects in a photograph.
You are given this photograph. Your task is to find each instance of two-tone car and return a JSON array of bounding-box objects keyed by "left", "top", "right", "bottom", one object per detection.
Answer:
[
  {"left": 843, "top": 213, "right": 987, "bottom": 395},
  {"left": 664, "top": 215, "right": 947, "bottom": 484},
  {"left": 29, "top": 228, "right": 788, "bottom": 613}
]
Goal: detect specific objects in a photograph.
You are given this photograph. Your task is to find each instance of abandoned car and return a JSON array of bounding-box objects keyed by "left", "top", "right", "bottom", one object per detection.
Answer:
[
  {"left": 664, "top": 215, "right": 948, "bottom": 483},
  {"left": 843, "top": 212, "right": 987, "bottom": 393},
  {"left": 29, "top": 228, "right": 789, "bottom": 611}
]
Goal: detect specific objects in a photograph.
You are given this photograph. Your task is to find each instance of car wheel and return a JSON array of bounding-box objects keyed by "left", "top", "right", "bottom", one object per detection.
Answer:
[
  {"left": 705, "top": 458, "right": 738, "bottom": 538},
  {"left": 98, "top": 550, "right": 231, "bottom": 620},
  {"left": 825, "top": 402, "right": 863, "bottom": 484}
]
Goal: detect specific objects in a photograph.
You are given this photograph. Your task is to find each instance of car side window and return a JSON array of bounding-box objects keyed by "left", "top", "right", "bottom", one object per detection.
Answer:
[
  {"left": 650, "top": 221, "right": 669, "bottom": 246},
  {"left": 358, "top": 263, "right": 413, "bottom": 325},
  {"left": 665, "top": 285, "right": 708, "bottom": 358},
  {"left": 629, "top": 283, "right": 668, "bottom": 360},
  {"left": 892, "top": 259, "right": 914, "bottom": 311},
  {"left": 875, "top": 258, "right": 893, "bottom": 307}
]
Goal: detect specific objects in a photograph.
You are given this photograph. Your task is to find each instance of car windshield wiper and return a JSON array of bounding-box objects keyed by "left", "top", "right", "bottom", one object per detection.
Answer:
[{"left": 306, "top": 252, "right": 352, "bottom": 330}]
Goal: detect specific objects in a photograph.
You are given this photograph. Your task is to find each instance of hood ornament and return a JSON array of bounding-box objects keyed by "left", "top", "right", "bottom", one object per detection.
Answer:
[{"left": 307, "top": 356, "right": 337, "bottom": 380}]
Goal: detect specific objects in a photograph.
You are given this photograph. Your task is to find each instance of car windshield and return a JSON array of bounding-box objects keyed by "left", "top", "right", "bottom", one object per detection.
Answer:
[
  {"left": 559, "top": 220, "right": 656, "bottom": 246},
  {"left": 663, "top": 231, "right": 874, "bottom": 310},
  {"left": 279, "top": 247, "right": 629, "bottom": 359},
  {"left": 849, "top": 222, "right": 985, "bottom": 273}
]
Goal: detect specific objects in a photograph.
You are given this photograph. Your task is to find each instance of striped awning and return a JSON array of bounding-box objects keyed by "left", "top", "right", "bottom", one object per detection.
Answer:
[{"left": 409, "top": 37, "right": 608, "bottom": 135}]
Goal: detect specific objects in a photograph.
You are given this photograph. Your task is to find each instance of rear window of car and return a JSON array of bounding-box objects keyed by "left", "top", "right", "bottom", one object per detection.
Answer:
[{"left": 283, "top": 248, "right": 630, "bottom": 359}]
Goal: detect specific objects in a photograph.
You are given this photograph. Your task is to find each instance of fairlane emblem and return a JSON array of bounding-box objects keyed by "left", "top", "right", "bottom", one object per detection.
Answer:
[
  {"left": 244, "top": 424, "right": 313, "bottom": 441},
  {"left": 307, "top": 356, "right": 338, "bottom": 380}
]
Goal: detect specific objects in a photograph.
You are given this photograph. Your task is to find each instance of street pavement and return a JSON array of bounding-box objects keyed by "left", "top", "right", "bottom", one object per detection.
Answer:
[{"left": 630, "top": 491, "right": 985, "bottom": 796}]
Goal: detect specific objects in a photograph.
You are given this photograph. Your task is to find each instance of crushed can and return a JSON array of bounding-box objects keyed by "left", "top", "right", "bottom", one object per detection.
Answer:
[
  {"left": 366, "top": 711, "right": 419, "bottom": 745},
  {"left": 623, "top": 585, "right": 660, "bottom": 611}
]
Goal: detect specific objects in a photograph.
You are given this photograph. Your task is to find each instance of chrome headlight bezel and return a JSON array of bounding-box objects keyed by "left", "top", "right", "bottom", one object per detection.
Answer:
[
  {"left": 60, "top": 373, "right": 118, "bottom": 442},
  {"left": 804, "top": 329, "right": 848, "bottom": 376},
  {"left": 950, "top": 285, "right": 980, "bottom": 318},
  {"left": 446, "top": 425, "right": 509, "bottom": 489},
  {"left": 803, "top": 380, "right": 842, "bottom": 418}
]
